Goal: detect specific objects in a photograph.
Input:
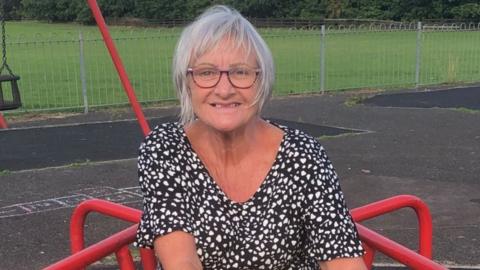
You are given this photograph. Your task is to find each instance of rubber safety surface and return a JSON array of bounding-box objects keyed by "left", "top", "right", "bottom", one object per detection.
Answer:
[
  {"left": 363, "top": 86, "right": 480, "bottom": 110},
  {"left": 0, "top": 117, "right": 362, "bottom": 171}
]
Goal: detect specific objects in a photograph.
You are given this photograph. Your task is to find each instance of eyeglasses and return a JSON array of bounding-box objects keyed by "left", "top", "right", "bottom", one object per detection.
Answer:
[{"left": 187, "top": 66, "right": 260, "bottom": 89}]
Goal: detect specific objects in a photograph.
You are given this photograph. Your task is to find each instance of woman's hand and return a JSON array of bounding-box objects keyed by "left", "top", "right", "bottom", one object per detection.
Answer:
[
  {"left": 154, "top": 231, "right": 203, "bottom": 270},
  {"left": 320, "top": 257, "right": 368, "bottom": 270}
]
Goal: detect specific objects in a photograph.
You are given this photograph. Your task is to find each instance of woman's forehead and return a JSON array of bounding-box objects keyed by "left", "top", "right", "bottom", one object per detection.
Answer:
[{"left": 191, "top": 36, "right": 255, "bottom": 63}]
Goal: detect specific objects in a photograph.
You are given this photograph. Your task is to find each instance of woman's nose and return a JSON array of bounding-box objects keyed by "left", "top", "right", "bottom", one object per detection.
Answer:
[{"left": 214, "top": 72, "right": 235, "bottom": 96}]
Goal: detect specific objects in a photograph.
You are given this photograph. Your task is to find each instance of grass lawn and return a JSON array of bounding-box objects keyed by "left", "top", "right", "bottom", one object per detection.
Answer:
[{"left": 4, "top": 21, "right": 480, "bottom": 111}]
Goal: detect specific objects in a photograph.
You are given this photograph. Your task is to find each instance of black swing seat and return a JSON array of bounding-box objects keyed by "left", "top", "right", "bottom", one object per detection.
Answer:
[{"left": 0, "top": 74, "right": 21, "bottom": 110}]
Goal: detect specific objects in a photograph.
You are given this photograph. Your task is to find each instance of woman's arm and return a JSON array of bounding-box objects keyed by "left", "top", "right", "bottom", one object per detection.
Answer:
[
  {"left": 319, "top": 257, "right": 368, "bottom": 270},
  {"left": 154, "top": 231, "right": 203, "bottom": 270}
]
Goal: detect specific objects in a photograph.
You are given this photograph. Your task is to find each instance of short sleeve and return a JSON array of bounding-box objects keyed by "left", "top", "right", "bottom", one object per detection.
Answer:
[
  {"left": 134, "top": 130, "right": 193, "bottom": 249},
  {"left": 304, "top": 145, "right": 364, "bottom": 261}
]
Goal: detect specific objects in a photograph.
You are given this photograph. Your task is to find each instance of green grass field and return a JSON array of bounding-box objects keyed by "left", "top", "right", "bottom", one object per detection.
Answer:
[{"left": 4, "top": 21, "right": 480, "bottom": 111}]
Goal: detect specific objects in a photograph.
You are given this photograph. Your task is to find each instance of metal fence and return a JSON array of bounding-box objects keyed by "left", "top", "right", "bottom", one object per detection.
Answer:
[{"left": 5, "top": 22, "right": 480, "bottom": 113}]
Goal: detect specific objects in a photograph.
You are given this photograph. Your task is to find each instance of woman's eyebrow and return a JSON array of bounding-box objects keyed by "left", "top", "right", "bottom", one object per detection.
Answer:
[
  {"left": 191, "top": 62, "right": 254, "bottom": 68},
  {"left": 191, "top": 62, "right": 217, "bottom": 67},
  {"left": 229, "top": 62, "right": 252, "bottom": 67}
]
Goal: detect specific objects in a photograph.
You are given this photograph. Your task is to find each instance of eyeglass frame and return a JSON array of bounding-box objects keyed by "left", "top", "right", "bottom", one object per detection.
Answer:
[{"left": 187, "top": 66, "right": 261, "bottom": 89}]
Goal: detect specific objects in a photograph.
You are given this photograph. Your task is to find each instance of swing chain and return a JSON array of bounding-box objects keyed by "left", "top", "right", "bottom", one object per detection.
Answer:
[{"left": 0, "top": 3, "right": 13, "bottom": 76}]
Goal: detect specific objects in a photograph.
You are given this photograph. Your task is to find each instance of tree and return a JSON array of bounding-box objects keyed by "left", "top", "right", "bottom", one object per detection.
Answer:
[
  {"left": 300, "top": 0, "right": 326, "bottom": 19},
  {"left": 15, "top": 0, "right": 480, "bottom": 23},
  {"left": 451, "top": 3, "right": 480, "bottom": 21},
  {"left": 2, "top": 0, "right": 22, "bottom": 19},
  {"left": 326, "top": 0, "right": 342, "bottom": 18}
]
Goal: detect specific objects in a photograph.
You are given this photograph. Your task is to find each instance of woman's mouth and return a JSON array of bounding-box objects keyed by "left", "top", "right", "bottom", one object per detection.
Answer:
[{"left": 210, "top": 102, "right": 241, "bottom": 108}]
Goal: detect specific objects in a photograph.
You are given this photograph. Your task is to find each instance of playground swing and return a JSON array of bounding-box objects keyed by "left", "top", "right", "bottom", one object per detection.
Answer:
[{"left": 0, "top": 8, "right": 21, "bottom": 111}]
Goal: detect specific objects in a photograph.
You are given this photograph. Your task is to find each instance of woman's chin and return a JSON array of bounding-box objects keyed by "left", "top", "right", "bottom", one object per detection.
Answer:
[
  {"left": 200, "top": 116, "right": 257, "bottom": 134},
  {"left": 209, "top": 121, "right": 245, "bottom": 133}
]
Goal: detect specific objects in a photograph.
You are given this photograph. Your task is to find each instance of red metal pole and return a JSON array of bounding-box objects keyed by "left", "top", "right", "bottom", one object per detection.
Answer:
[
  {"left": 362, "top": 243, "right": 375, "bottom": 270},
  {"left": 0, "top": 113, "right": 8, "bottom": 128},
  {"left": 116, "top": 246, "right": 136, "bottom": 270},
  {"left": 140, "top": 248, "right": 157, "bottom": 270},
  {"left": 86, "top": 0, "right": 151, "bottom": 136}
]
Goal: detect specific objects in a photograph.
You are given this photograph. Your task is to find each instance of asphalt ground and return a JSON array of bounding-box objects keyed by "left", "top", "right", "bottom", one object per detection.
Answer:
[
  {"left": 363, "top": 86, "right": 480, "bottom": 110},
  {"left": 0, "top": 117, "right": 362, "bottom": 171},
  {"left": 0, "top": 87, "right": 479, "bottom": 270}
]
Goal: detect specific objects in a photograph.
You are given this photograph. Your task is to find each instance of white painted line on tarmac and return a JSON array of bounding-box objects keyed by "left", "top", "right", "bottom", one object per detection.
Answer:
[
  {"left": 5, "top": 157, "right": 137, "bottom": 174},
  {"left": 1, "top": 113, "right": 177, "bottom": 131},
  {"left": 0, "top": 186, "right": 142, "bottom": 219},
  {"left": 1, "top": 118, "right": 142, "bottom": 131}
]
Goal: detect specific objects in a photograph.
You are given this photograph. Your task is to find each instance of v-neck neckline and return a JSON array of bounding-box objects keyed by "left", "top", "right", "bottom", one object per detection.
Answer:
[{"left": 178, "top": 121, "right": 287, "bottom": 206}]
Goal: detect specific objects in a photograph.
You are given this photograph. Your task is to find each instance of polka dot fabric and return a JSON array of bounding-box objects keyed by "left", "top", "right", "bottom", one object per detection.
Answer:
[{"left": 134, "top": 122, "right": 364, "bottom": 269}]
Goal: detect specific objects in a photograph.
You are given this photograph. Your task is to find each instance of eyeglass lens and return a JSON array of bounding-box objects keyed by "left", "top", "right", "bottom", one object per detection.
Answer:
[{"left": 190, "top": 66, "right": 258, "bottom": 88}]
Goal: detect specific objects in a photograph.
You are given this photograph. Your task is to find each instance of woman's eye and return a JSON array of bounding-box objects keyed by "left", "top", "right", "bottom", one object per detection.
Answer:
[
  {"left": 232, "top": 68, "right": 250, "bottom": 76},
  {"left": 196, "top": 69, "right": 216, "bottom": 77}
]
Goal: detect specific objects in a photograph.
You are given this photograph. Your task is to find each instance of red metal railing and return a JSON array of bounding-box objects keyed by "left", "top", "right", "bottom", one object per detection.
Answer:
[
  {"left": 350, "top": 195, "right": 447, "bottom": 270},
  {"left": 69, "top": 199, "right": 142, "bottom": 253},
  {"left": 42, "top": 195, "right": 448, "bottom": 270},
  {"left": 43, "top": 199, "right": 156, "bottom": 270},
  {"left": 43, "top": 225, "right": 140, "bottom": 270},
  {"left": 351, "top": 194, "right": 433, "bottom": 258},
  {"left": 357, "top": 224, "right": 446, "bottom": 270}
]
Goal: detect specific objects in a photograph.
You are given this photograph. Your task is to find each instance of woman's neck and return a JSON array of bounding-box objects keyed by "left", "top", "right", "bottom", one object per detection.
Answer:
[{"left": 187, "top": 117, "right": 264, "bottom": 164}]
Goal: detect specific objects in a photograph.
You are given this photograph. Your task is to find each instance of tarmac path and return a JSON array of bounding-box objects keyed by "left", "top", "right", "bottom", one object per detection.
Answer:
[
  {"left": 363, "top": 85, "right": 480, "bottom": 110},
  {"left": 0, "top": 89, "right": 479, "bottom": 269},
  {"left": 0, "top": 117, "right": 361, "bottom": 172}
]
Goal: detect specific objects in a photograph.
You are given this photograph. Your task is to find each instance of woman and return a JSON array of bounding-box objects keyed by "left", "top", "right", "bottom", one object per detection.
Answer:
[{"left": 135, "top": 5, "right": 366, "bottom": 270}]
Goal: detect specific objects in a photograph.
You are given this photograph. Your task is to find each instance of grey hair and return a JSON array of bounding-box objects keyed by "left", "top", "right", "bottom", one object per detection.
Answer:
[{"left": 173, "top": 5, "right": 275, "bottom": 125}]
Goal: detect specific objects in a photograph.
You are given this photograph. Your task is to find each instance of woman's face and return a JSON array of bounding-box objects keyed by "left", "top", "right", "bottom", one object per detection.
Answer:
[{"left": 188, "top": 39, "right": 260, "bottom": 133}]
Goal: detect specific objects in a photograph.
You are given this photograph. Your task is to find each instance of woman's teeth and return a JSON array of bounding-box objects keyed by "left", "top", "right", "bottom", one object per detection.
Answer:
[{"left": 212, "top": 103, "right": 239, "bottom": 108}]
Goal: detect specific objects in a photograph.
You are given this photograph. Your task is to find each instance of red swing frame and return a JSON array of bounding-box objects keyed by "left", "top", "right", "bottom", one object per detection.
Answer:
[{"left": 0, "top": 113, "right": 7, "bottom": 128}]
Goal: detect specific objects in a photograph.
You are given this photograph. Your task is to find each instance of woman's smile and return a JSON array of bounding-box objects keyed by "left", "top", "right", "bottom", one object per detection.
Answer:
[{"left": 209, "top": 102, "right": 241, "bottom": 108}]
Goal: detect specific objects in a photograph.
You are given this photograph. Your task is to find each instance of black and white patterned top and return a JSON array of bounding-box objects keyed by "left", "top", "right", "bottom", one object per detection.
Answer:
[{"left": 134, "top": 122, "right": 364, "bottom": 269}]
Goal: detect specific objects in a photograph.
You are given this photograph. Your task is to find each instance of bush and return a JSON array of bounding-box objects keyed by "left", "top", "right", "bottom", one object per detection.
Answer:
[
  {"left": 20, "top": 0, "right": 134, "bottom": 24},
  {"left": 451, "top": 3, "right": 480, "bottom": 22}
]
